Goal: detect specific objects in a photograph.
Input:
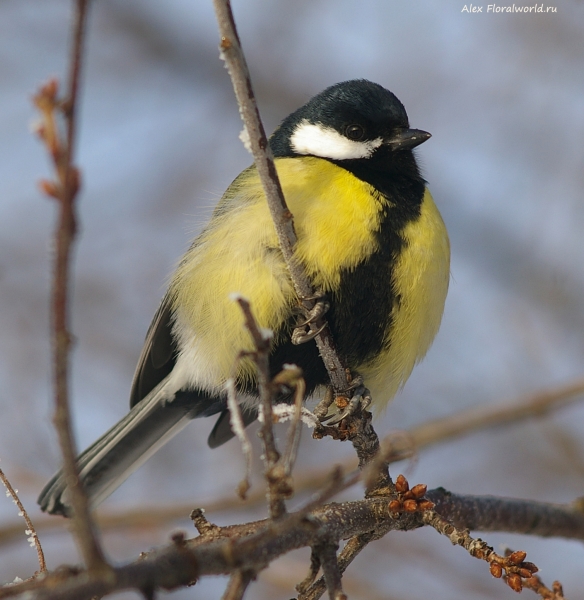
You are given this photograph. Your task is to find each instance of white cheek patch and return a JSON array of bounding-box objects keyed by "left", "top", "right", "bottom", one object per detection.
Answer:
[{"left": 290, "top": 120, "right": 383, "bottom": 160}]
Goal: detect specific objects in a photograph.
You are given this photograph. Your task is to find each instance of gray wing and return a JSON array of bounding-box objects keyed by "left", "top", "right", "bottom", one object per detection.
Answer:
[{"left": 129, "top": 294, "right": 177, "bottom": 408}]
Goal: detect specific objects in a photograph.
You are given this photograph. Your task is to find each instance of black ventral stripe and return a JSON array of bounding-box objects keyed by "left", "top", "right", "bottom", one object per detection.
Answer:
[{"left": 323, "top": 151, "right": 426, "bottom": 369}]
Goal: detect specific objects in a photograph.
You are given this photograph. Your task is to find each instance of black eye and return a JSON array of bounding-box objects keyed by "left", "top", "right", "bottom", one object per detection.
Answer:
[{"left": 345, "top": 124, "right": 365, "bottom": 141}]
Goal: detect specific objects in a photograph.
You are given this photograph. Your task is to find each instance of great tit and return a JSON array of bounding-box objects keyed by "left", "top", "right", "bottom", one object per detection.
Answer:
[{"left": 38, "top": 79, "right": 450, "bottom": 516}]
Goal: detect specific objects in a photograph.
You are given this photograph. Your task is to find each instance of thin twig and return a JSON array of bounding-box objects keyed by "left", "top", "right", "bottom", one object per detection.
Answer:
[
  {"left": 190, "top": 508, "right": 222, "bottom": 540},
  {"left": 0, "top": 467, "right": 46, "bottom": 574},
  {"left": 221, "top": 570, "right": 255, "bottom": 600},
  {"left": 296, "top": 547, "right": 322, "bottom": 596},
  {"left": 211, "top": 0, "right": 349, "bottom": 394},
  {"left": 33, "top": 0, "right": 108, "bottom": 573},
  {"left": 225, "top": 378, "right": 253, "bottom": 499},
  {"left": 298, "top": 534, "right": 374, "bottom": 600},
  {"left": 235, "top": 296, "right": 286, "bottom": 519},
  {"left": 280, "top": 374, "right": 306, "bottom": 475},
  {"left": 423, "top": 511, "right": 543, "bottom": 594},
  {"left": 350, "top": 408, "right": 392, "bottom": 495},
  {"left": 233, "top": 296, "right": 276, "bottom": 462},
  {"left": 63, "top": 0, "right": 86, "bottom": 164},
  {"left": 522, "top": 575, "right": 566, "bottom": 600},
  {"left": 412, "top": 376, "right": 584, "bottom": 448},
  {"left": 315, "top": 542, "right": 346, "bottom": 600}
]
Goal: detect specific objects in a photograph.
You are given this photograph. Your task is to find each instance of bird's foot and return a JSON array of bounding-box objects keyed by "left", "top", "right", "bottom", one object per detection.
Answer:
[
  {"left": 321, "top": 384, "right": 371, "bottom": 426},
  {"left": 291, "top": 292, "right": 330, "bottom": 345},
  {"left": 314, "top": 376, "right": 370, "bottom": 426}
]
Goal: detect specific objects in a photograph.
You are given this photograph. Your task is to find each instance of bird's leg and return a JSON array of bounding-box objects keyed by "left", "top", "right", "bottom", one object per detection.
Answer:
[
  {"left": 291, "top": 292, "right": 330, "bottom": 345},
  {"left": 292, "top": 293, "right": 370, "bottom": 425}
]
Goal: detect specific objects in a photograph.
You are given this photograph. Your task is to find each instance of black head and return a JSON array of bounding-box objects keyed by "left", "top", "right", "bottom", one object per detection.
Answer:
[{"left": 270, "top": 80, "right": 430, "bottom": 162}]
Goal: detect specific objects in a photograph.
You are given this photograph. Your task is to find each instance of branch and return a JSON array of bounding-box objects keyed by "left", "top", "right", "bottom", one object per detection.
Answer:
[
  {"left": 0, "top": 468, "right": 46, "bottom": 574},
  {"left": 234, "top": 299, "right": 338, "bottom": 519},
  {"left": 412, "top": 376, "right": 584, "bottom": 448},
  {"left": 221, "top": 570, "right": 255, "bottom": 600},
  {"left": 3, "top": 490, "right": 582, "bottom": 599},
  {"left": 2, "top": 377, "right": 580, "bottom": 548},
  {"left": 423, "top": 512, "right": 542, "bottom": 595},
  {"left": 225, "top": 377, "right": 253, "bottom": 499},
  {"left": 521, "top": 574, "right": 566, "bottom": 600},
  {"left": 0, "top": 498, "right": 395, "bottom": 600},
  {"left": 211, "top": 0, "right": 349, "bottom": 394},
  {"left": 297, "top": 533, "right": 374, "bottom": 600},
  {"left": 315, "top": 542, "right": 346, "bottom": 600},
  {"left": 235, "top": 296, "right": 287, "bottom": 519},
  {"left": 428, "top": 488, "right": 584, "bottom": 539},
  {"left": 32, "top": 0, "right": 108, "bottom": 573}
]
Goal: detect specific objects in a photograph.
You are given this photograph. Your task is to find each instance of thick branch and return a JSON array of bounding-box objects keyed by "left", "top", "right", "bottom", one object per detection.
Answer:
[
  {"left": 3, "top": 490, "right": 583, "bottom": 600},
  {"left": 428, "top": 488, "right": 584, "bottom": 539}
]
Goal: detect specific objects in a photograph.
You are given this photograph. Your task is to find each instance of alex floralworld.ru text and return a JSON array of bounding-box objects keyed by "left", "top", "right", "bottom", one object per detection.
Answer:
[{"left": 462, "top": 4, "right": 557, "bottom": 12}]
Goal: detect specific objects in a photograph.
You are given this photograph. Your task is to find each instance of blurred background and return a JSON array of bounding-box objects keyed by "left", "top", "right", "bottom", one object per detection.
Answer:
[{"left": 1, "top": 0, "right": 584, "bottom": 598}]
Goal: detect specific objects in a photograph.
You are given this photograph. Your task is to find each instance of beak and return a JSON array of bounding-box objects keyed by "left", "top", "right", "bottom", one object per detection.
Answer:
[{"left": 385, "top": 128, "right": 431, "bottom": 150}]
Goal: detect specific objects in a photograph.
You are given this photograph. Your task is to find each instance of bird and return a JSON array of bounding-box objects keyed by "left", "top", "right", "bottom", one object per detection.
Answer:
[{"left": 38, "top": 79, "right": 450, "bottom": 516}]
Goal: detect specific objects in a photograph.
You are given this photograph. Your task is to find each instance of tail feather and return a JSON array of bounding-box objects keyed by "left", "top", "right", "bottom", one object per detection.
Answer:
[{"left": 38, "top": 382, "right": 196, "bottom": 516}]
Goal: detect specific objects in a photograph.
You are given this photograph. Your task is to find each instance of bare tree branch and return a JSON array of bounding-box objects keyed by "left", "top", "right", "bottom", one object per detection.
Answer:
[
  {"left": 412, "top": 376, "right": 584, "bottom": 448},
  {"left": 235, "top": 296, "right": 287, "bottom": 519},
  {"left": 428, "top": 488, "right": 584, "bottom": 539},
  {"left": 2, "top": 490, "right": 581, "bottom": 599},
  {"left": 422, "top": 512, "right": 541, "bottom": 595},
  {"left": 211, "top": 0, "right": 349, "bottom": 394},
  {"left": 315, "top": 542, "right": 346, "bottom": 600},
  {"left": 2, "top": 378, "right": 580, "bottom": 548},
  {"left": 0, "top": 468, "right": 46, "bottom": 574},
  {"left": 221, "top": 570, "right": 255, "bottom": 600},
  {"left": 521, "top": 574, "right": 566, "bottom": 600},
  {"left": 32, "top": 0, "right": 108, "bottom": 574},
  {"left": 298, "top": 534, "right": 375, "bottom": 600},
  {"left": 225, "top": 377, "right": 254, "bottom": 500}
]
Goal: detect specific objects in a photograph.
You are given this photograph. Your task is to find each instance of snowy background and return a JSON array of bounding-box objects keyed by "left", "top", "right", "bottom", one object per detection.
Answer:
[{"left": 1, "top": 1, "right": 584, "bottom": 598}]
